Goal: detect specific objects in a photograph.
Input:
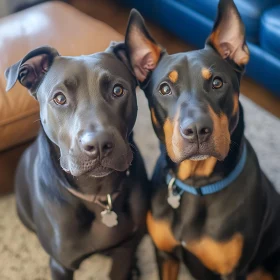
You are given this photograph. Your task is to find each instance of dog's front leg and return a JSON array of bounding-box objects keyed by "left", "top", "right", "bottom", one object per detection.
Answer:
[
  {"left": 109, "top": 246, "right": 136, "bottom": 280},
  {"left": 109, "top": 233, "right": 143, "bottom": 280},
  {"left": 50, "top": 258, "right": 74, "bottom": 280},
  {"left": 155, "top": 249, "right": 179, "bottom": 280}
]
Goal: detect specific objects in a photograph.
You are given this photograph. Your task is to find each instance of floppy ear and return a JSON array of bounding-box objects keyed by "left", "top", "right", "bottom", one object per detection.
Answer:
[
  {"left": 206, "top": 0, "right": 249, "bottom": 67},
  {"left": 123, "top": 9, "right": 163, "bottom": 82},
  {"left": 106, "top": 41, "right": 133, "bottom": 74},
  {"left": 5, "top": 46, "right": 59, "bottom": 98}
]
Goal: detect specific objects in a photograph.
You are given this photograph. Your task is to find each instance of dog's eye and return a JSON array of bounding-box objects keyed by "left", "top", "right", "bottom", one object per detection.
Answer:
[
  {"left": 113, "top": 85, "right": 124, "bottom": 97},
  {"left": 53, "top": 93, "right": 67, "bottom": 105},
  {"left": 159, "top": 83, "right": 172, "bottom": 95},
  {"left": 212, "top": 77, "right": 223, "bottom": 89}
]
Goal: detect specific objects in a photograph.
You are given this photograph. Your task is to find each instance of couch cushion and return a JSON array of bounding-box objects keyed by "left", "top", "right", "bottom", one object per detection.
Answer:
[
  {"left": 260, "top": 5, "right": 280, "bottom": 60},
  {"left": 0, "top": 2, "right": 123, "bottom": 152},
  {"left": 176, "top": 0, "right": 280, "bottom": 43}
]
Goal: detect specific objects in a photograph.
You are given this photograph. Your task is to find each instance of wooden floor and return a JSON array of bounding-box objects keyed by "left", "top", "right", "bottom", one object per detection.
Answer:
[{"left": 70, "top": 0, "right": 280, "bottom": 118}]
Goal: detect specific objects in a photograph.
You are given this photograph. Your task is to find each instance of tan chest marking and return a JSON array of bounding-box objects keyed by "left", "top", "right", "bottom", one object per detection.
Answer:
[
  {"left": 147, "top": 211, "right": 179, "bottom": 253},
  {"left": 162, "top": 259, "right": 180, "bottom": 280},
  {"left": 185, "top": 233, "right": 244, "bottom": 275},
  {"left": 177, "top": 157, "right": 217, "bottom": 181}
]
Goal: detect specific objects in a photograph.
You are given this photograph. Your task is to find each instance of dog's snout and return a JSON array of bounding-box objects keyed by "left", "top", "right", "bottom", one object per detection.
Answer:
[
  {"left": 181, "top": 123, "right": 196, "bottom": 141},
  {"left": 80, "top": 133, "right": 98, "bottom": 156},
  {"left": 79, "top": 132, "right": 114, "bottom": 159},
  {"left": 180, "top": 117, "right": 213, "bottom": 143}
]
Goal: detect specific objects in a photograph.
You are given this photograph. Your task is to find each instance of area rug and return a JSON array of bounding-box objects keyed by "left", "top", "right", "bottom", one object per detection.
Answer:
[{"left": 0, "top": 91, "right": 279, "bottom": 280}]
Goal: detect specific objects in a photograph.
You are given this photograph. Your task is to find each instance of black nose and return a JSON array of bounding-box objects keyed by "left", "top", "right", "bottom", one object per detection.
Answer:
[
  {"left": 79, "top": 131, "right": 114, "bottom": 159},
  {"left": 180, "top": 117, "right": 213, "bottom": 143}
]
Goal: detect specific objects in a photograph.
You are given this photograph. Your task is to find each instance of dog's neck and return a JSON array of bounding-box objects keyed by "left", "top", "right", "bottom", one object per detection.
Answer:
[
  {"left": 66, "top": 170, "right": 127, "bottom": 197},
  {"left": 164, "top": 108, "right": 245, "bottom": 187}
]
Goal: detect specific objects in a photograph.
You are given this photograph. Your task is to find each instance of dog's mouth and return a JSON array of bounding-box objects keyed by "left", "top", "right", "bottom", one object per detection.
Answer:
[
  {"left": 188, "top": 155, "right": 211, "bottom": 161},
  {"left": 178, "top": 150, "right": 225, "bottom": 163},
  {"left": 60, "top": 149, "right": 133, "bottom": 177},
  {"left": 165, "top": 116, "right": 230, "bottom": 163},
  {"left": 87, "top": 166, "right": 114, "bottom": 178},
  {"left": 171, "top": 141, "right": 227, "bottom": 163},
  {"left": 176, "top": 153, "right": 220, "bottom": 163},
  {"left": 62, "top": 165, "right": 114, "bottom": 178}
]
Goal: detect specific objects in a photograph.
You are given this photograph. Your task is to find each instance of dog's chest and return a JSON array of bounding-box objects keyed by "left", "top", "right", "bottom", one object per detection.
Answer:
[
  {"left": 182, "top": 233, "right": 244, "bottom": 275},
  {"left": 56, "top": 205, "right": 137, "bottom": 264},
  {"left": 150, "top": 189, "right": 244, "bottom": 276},
  {"left": 89, "top": 214, "right": 135, "bottom": 247}
]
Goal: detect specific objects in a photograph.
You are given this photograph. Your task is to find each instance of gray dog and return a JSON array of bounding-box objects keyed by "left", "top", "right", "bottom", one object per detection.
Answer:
[{"left": 5, "top": 44, "right": 149, "bottom": 280}]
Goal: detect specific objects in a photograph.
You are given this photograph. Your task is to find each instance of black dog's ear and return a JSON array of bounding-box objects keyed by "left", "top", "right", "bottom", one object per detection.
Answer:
[
  {"left": 123, "top": 9, "right": 164, "bottom": 82},
  {"left": 5, "top": 46, "right": 59, "bottom": 97},
  {"left": 206, "top": 0, "right": 249, "bottom": 67}
]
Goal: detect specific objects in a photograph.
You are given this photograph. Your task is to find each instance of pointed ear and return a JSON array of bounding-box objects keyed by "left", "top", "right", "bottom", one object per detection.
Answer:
[
  {"left": 124, "top": 9, "right": 163, "bottom": 82},
  {"left": 206, "top": 0, "right": 249, "bottom": 67},
  {"left": 5, "top": 46, "right": 59, "bottom": 98}
]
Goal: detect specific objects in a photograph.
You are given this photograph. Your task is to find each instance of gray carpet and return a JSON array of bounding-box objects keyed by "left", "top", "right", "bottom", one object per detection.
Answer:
[{"left": 0, "top": 90, "right": 279, "bottom": 280}]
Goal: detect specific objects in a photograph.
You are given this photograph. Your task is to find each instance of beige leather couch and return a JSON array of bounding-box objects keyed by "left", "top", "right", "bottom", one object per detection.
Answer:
[{"left": 0, "top": 1, "right": 123, "bottom": 194}]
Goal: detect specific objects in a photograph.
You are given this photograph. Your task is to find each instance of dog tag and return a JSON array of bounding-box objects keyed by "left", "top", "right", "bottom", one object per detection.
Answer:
[
  {"left": 101, "top": 210, "right": 118, "bottom": 227},
  {"left": 167, "top": 192, "right": 181, "bottom": 209},
  {"left": 167, "top": 177, "right": 181, "bottom": 209}
]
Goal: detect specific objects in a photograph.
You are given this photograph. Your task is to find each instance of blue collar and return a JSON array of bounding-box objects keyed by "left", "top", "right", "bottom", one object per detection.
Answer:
[{"left": 166, "top": 144, "right": 247, "bottom": 196}]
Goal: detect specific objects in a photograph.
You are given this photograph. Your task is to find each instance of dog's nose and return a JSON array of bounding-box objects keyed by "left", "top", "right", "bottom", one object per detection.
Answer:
[
  {"left": 180, "top": 117, "right": 213, "bottom": 143},
  {"left": 79, "top": 132, "right": 114, "bottom": 159}
]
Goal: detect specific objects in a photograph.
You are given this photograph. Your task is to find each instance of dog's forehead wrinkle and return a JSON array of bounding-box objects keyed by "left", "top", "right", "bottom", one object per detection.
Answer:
[
  {"left": 46, "top": 57, "right": 88, "bottom": 81},
  {"left": 156, "top": 53, "right": 185, "bottom": 74},
  {"left": 45, "top": 54, "right": 131, "bottom": 87},
  {"left": 187, "top": 49, "right": 217, "bottom": 71}
]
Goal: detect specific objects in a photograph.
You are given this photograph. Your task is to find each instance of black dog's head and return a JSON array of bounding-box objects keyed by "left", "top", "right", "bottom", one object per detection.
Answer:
[
  {"left": 122, "top": 0, "right": 249, "bottom": 163},
  {"left": 5, "top": 44, "right": 137, "bottom": 177}
]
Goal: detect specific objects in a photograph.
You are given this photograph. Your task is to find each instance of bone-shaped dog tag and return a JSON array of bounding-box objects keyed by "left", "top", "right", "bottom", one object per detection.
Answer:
[
  {"left": 167, "top": 192, "right": 181, "bottom": 209},
  {"left": 167, "top": 177, "right": 181, "bottom": 209},
  {"left": 101, "top": 210, "right": 118, "bottom": 227}
]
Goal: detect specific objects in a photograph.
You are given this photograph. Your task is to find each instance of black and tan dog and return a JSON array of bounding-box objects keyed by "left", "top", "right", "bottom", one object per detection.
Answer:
[
  {"left": 120, "top": 1, "right": 280, "bottom": 279},
  {"left": 5, "top": 44, "right": 148, "bottom": 280}
]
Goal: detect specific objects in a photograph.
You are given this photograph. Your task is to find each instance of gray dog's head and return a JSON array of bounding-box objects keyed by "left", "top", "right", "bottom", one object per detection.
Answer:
[{"left": 5, "top": 44, "right": 138, "bottom": 178}]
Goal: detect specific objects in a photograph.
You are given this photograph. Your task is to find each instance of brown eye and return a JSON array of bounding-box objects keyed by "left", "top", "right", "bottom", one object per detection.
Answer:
[
  {"left": 53, "top": 93, "right": 66, "bottom": 105},
  {"left": 113, "top": 85, "right": 124, "bottom": 97},
  {"left": 159, "top": 82, "right": 172, "bottom": 95},
  {"left": 212, "top": 77, "right": 223, "bottom": 89}
]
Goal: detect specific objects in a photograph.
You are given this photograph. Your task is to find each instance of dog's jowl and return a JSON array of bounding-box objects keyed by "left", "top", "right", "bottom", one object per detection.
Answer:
[
  {"left": 5, "top": 44, "right": 149, "bottom": 280},
  {"left": 121, "top": 1, "right": 280, "bottom": 279}
]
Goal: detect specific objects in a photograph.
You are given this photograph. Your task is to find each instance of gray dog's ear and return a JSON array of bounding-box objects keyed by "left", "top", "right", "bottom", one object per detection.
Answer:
[
  {"left": 5, "top": 46, "right": 59, "bottom": 97},
  {"left": 123, "top": 9, "right": 164, "bottom": 83},
  {"left": 106, "top": 41, "right": 133, "bottom": 73}
]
